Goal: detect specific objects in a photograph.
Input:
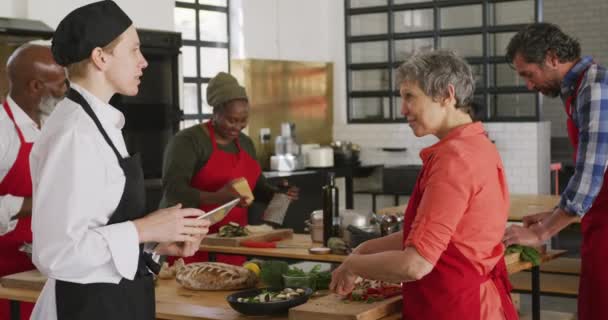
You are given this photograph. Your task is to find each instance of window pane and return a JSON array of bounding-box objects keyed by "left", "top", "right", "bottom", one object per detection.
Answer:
[
  {"left": 489, "top": 0, "right": 535, "bottom": 25},
  {"left": 182, "top": 46, "right": 198, "bottom": 77},
  {"left": 393, "top": 38, "right": 433, "bottom": 62},
  {"left": 350, "top": 41, "right": 388, "bottom": 63},
  {"left": 201, "top": 83, "right": 213, "bottom": 114},
  {"left": 350, "top": 97, "right": 390, "bottom": 120},
  {"left": 183, "top": 83, "right": 199, "bottom": 114},
  {"left": 174, "top": 8, "right": 196, "bottom": 40},
  {"left": 491, "top": 93, "right": 536, "bottom": 117},
  {"left": 199, "top": 10, "right": 228, "bottom": 42},
  {"left": 440, "top": 5, "right": 482, "bottom": 29},
  {"left": 349, "top": 0, "right": 386, "bottom": 8},
  {"left": 440, "top": 34, "right": 483, "bottom": 57},
  {"left": 394, "top": 0, "right": 430, "bottom": 4},
  {"left": 394, "top": 96, "right": 404, "bottom": 119},
  {"left": 180, "top": 119, "right": 200, "bottom": 130},
  {"left": 472, "top": 94, "right": 487, "bottom": 120},
  {"left": 176, "top": 0, "right": 195, "bottom": 3},
  {"left": 470, "top": 64, "right": 485, "bottom": 88},
  {"left": 491, "top": 63, "right": 524, "bottom": 87},
  {"left": 394, "top": 9, "right": 434, "bottom": 33},
  {"left": 200, "top": 47, "right": 229, "bottom": 78},
  {"left": 350, "top": 13, "right": 388, "bottom": 36},
  {"left": 199, "top": 0, "right": 227, "bottom": 6},
  {"left": 351, "top": 69, "right": 390, "bottom": 91},
  {"left": 489, "top": 32, "right": 516, "bottom": 56}
]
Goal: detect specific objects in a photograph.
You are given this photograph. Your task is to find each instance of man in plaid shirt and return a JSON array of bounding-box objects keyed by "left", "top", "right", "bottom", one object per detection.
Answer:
[{"left": 503, "top": 23, "right": 608, "bottom": 320}]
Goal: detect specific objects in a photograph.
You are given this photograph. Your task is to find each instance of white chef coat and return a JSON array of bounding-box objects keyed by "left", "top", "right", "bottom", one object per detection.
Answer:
[
  {"left": 30, "top": 83, "right": 140, "bottom": 320},
  {"left": 0, "top": 97, "right": 40, "bottom": 235}
]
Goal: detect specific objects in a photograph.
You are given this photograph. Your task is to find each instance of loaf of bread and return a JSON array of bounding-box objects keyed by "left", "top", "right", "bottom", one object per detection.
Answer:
[
  {"left": 158, "top": 258, "right": 187, "bottom": 280},
  {"left": 176, "top": 262, "right": 257, "bottom": 291}
]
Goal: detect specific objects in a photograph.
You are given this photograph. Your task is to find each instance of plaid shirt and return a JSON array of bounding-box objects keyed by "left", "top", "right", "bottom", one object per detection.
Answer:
[{"left": 559, "top": 56, "right": 608, "bottom": 217}]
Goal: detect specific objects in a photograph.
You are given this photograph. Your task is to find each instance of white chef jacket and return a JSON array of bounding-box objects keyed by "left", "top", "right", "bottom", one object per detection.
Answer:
[
  {"left": 30, "top": 83, "right": 140, "bottom": 319},
  {"left": 0, "top": 97, "right": 40, "bottom": 235}
]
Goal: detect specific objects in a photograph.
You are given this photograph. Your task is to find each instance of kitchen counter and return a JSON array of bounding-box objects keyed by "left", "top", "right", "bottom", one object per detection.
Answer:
[
  {"left": 0, "top": 271, "right": 400, "bottom": 320},
  {"left": 375, "top": 194, "right": 578, "bottom": 223},
  {"left": 201, "top": 233, "right": 565, "bottom": 320}
]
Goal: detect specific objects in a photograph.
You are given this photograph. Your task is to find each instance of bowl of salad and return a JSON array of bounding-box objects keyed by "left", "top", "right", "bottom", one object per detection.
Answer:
[{"left": 226, "top": 287, "right": 313, "bottom": 315}]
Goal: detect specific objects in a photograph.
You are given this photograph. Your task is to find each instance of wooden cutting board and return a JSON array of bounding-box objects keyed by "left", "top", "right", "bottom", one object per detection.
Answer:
[
  {"left": 202, "top": 228, "right": 294, "bottom": 247},
  {"left": 289, "top": 293, "right": 402, "bottom": 320},
  {"left": 504, "top": 252, "right": 521, "bottom": 265},
  {"left": 1, "top": 270, "right": 47, "bottom": 291}
]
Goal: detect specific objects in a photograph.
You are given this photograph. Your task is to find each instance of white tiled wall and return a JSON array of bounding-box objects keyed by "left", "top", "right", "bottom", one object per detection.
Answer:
[{"left": 335, "top": 121, "right": 552, "bottom": 198}]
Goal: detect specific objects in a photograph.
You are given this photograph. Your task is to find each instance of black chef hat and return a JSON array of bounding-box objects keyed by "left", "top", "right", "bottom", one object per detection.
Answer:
[{"left": 52, "top": 0, "right": 132, "bottom": 66}]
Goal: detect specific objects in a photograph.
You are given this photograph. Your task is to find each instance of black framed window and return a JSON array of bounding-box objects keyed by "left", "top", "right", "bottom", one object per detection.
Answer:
[
  {"left": 175, "top": 0, "right": 230, "bottom": 128},
  {"left": 345, "top": 0, "right": 542, "bottom": 123}
]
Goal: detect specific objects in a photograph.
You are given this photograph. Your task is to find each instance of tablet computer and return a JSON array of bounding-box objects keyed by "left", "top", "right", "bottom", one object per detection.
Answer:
[{"left": 197, "top": 198, "right": 240, "bottom": 225}]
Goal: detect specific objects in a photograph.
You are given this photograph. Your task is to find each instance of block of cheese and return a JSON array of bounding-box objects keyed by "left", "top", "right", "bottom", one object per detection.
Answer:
[
  {"left": 176, "top": 262, "right": 257, "bottom": 291},
  {"left": 231, "top": 177, "right": 254, "bottom": 205}
]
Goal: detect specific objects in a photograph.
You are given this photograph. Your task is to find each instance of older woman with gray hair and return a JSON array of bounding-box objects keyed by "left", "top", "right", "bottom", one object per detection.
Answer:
[{"left": 330, "top": 50, "right": 517, "bottom": 320}]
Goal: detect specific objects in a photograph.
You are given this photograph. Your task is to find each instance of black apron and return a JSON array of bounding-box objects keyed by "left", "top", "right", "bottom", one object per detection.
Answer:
[{"left": 55, "top": 89, "right": 160, "bottom": 320}]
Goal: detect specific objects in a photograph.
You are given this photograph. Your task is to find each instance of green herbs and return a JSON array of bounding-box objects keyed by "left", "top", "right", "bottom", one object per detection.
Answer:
[
  {"left": 506, "top": 245, "right": 541, "bottom": 266},
  {"left": 260, "top": 260, "right": 289, "bottom": 288},
  {"left": 314, "top": 270, "right": 332, "bottom": 290},
  {"left": 284, "top": 264, "right": 332, "bottom": 290},
  {"left": 260, "top": 261, "right": 332, "bottom": 290},
  {"left": 218, "top": 222, "right": 248, "bottom": 237}
]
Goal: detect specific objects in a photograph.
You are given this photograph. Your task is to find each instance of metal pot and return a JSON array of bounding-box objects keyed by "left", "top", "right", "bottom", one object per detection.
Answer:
[
  {"left": 330, "top": 141, "right": 361, "bottom": 166},
  {"left": 340, "top": 210, "right": 376, "bottom": 245},
  {"left": 379, "top": 214, "right": 403, "bottom": 236}
]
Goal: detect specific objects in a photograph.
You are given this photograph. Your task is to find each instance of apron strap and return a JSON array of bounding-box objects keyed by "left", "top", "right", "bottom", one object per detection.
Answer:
[
  {"left": 205, "top": 120, "right": 243, "bottom": 155},
  {"left": 565, "top": 64, "right": 594, "bottom": 118},
  {"left": 3, "top": 100, "right": 27, "bottom": 144},
  {"left": 489, "top": 259, "right": 519, "bottom": 320},
  {"left": 66, "top": 89, "right": 124, "bottom": 162},
  {"left": 205, "top": 121, "right": 218, "bottom": 150}
]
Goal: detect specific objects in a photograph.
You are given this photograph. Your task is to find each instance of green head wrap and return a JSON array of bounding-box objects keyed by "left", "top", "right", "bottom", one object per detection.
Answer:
[{"left": 206, "top": 72, "right": 248, "bottom": 108}]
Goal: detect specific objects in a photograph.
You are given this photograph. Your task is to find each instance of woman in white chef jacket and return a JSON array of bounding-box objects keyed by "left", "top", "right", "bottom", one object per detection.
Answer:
[{"left": 29, "top": 2, "right": 210, "bottom": 319}]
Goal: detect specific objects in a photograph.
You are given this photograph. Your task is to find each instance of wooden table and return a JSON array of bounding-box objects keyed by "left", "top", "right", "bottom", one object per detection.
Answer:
[
  {"left": 1, "top": 234, "right": 565, "bottom": 320},
  {"left": 0, "top": 271, "right": 400, "bottom": 320},
  {"left": 375, "top": 194, "right": 578, "bottom": 223},
  {"left": 202, "top": 234, "right": 565, "bottom": 320},
  {"left": 507, "top": 194, "right": 582, "bottom": 223}
]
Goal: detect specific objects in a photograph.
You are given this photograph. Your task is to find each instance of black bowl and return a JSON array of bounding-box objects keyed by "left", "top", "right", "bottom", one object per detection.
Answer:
[{"left": 226, "top": 287, "right": 313, "bottom": 316}]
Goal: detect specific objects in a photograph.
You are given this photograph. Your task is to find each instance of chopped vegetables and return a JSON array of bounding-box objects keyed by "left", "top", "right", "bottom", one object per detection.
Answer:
[
  {"left": 236, "top": 288, "right": 307, "bottom": 303},
  {"left": 218, "top": 222, "right": 248, "bottom": 237},
  {"left": 344, "top": 279, "right": 401, "bottom": 303}
]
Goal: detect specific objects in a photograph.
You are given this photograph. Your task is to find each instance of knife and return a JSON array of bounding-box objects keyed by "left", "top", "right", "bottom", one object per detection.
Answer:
[{"left": 239, "top": 240, "right": 308, "bottom": 249}]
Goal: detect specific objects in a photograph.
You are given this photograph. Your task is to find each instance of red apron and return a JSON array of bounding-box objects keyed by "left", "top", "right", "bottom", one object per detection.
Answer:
[
  {"left": 170, "top": 121, "right": 261, "bottom": 266},
  {"left": 563, "top": 64, "right": 608, "bottom": 320},
  {"left": 0, "top": 101, "right": 35, "bottom": 320},
  {"left": 401, "top": 166, "right": 518, "bottom": 320}
]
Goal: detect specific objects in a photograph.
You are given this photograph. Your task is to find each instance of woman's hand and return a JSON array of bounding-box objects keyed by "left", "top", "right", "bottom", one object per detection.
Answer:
[
  {"left": 216, "top": 183, "right": 250, "bottom": 207},
  {"left": 155, "top": 225, "right": 209, "bottom": 257},
  {"left": 330, "top": 259, "right": 357, "bottom": 296},
  {"left": 133, "top": 204, "right": 209, "bottom": 243}
]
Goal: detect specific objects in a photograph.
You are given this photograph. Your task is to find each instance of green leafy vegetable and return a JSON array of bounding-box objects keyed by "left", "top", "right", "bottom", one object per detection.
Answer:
[
  {"left": 260, "top": 260, "right": 289, "bottom": 288},
  {"left": 506, "top": 245, "right": 541, "bottom": 266}
]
